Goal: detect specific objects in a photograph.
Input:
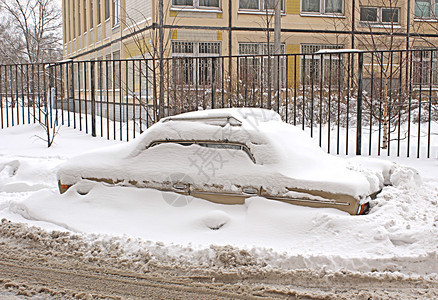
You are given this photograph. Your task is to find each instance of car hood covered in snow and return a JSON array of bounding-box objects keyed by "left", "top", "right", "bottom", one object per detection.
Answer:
[{"left": 57, "top": 108, "right": 399, "bottom": 200}]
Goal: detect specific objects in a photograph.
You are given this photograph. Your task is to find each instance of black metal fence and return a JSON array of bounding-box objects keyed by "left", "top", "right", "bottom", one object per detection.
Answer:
[{"left": 0, "top": 49, "right": 437, "bottom": 158}]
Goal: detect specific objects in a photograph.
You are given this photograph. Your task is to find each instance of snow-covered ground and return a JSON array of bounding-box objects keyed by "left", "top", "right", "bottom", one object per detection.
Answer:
[{"left": 0, "top": 118, "right": 437, "bottom": 282}]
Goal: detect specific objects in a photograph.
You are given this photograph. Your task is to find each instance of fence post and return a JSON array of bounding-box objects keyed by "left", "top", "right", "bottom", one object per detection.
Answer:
[
  {"left": 211, "top": 57, "right": 216, "bottom": 109},
  {"left": 356, "top": 52, "right": 364, "bottom": 155},
  {"left": 49, "top": 66, "right": 54, "bottom": 128},
  {"left": 90, "top": 60, "right": 96, "bottom": 137}
]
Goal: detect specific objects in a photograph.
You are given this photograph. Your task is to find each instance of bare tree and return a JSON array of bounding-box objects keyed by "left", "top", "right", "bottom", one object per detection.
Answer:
[
  {"left": 0, "top": 0, "right": 62, "bottom": 64},
  {"left": 0, "top": 0, "right": 62, "bottom": 147},
  {"left": 123, "top": 2, "right": 175, "bottom": 122}
]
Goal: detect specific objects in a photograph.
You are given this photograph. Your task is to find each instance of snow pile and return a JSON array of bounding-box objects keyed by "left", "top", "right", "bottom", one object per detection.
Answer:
[{"left": 0, "top": 121, "right": 437, "bottom": 278}]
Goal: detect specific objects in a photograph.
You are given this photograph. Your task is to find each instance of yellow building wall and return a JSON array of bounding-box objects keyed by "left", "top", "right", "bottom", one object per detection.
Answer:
[
  {"left": 286, "top": 44, "right": 300, "bottom": 86},
  {"left": 125, "top": 40, "right": 151, "bottom": 58},
  {"left": 287, "top": 0, "right": 300, "bottom": 15}
]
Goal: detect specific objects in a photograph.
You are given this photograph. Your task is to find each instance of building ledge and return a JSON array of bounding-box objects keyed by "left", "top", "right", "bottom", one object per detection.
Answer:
[
  {"left": 358, "top": 22, "right": 402, "bottom": 29},
  {"left": 300, "top": 13, "right": 345, "bottom": 18},
  {"left": 170, "top": 7, "right": 222, "bottom": 14},
  {"left": 238, "top": 10, "right": 286, "bottom": 16},
  {"left": 414, "top": 18, "right": 438, "bottom": 23}
]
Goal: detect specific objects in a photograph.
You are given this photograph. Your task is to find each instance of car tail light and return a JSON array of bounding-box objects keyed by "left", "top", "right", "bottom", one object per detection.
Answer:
[
  {"left": 58, "top": 181, "right": 71, "bottom": 194},
  {"left": 358, "top": 202, "right": 369, "bottom": 215}
]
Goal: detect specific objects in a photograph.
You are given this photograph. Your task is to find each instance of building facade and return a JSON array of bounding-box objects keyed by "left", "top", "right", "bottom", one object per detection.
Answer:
[{"left": 62, "top": 0, "right": 438, "bottom": 62}]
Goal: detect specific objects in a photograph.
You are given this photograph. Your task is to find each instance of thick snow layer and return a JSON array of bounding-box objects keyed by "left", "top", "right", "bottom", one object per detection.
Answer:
[
  {"left": 0, "top": 120, "right": 437, "bottom": 278},
  {"left": 57, "top": 108, "right": 397, "bottom": 199}
]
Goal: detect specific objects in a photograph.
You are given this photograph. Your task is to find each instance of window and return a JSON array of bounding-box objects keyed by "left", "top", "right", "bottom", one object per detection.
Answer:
[
  {"left": 239, "top": 0, "right": 284, "bottom": 10},
  {"left": 238, "top": 43, "right": 286, "bottom": 88},
  {"left": 97, "top": 57, "right": 103, "bottom": 90},
  {"left": 113, "top": 51, "right": 120, "bottom": 89},
  {"left": 173, "top": 0, "right": 193, "bottom": 5},
  {"left": 240, "top": 0, "right": 258, "bottom": 9},
  {"left": 172, "top": 0, "right": 220, "bottom": 8},
  {"left": 302, "top": 0, "right": 343, "bottom": 14},
  {"left": 78, "top": 1, "right": 81, "bottom": 34},
  {"left": 97, "top": 0, "right": 101, "bottom": 24},
  {"left": 83, "top": 0, "right": 87, "bottom": 31},
  {"left": 73, "top": 1, "right": 76, "bottom": 37},
  {"left": 360, "top": 7, "right": 377, "bottom": 22},
  {"left": 171, "top": 41, "right": 221, "bottom": 85},
  {"left": 199, "top": 0, "right": 219, "bottom": 7},
  {"left": 105, "top": 0, "right": 110, "bottom": 20},
  {"left": 150, "top": 141, "right": 256, "bottom": 163},
  {"left": 106, "top": 54, "right": 112, "bottom": 89},
  {"left": 412, "top": 50, "right": 438, "bottom": 86},
  {"left": 360, "top": 7, "right": 399, "bottom": 24},
  {"left": 112, "top": 0, "right": 119, "bottom": 26},
  {"left": 301, "top": 44, "right": 344, "bottom": 86},
  {"left": 90, "top": 0, "right": 94, "bottom": 28},
  {"left": 415, "top": 0, "right": 438, "bottom": 18}
]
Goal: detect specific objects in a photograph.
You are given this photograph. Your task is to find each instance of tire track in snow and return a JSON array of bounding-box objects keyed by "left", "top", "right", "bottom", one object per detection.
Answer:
[{"left": 0, "top": 219, "right": 437, "bottom": 299}]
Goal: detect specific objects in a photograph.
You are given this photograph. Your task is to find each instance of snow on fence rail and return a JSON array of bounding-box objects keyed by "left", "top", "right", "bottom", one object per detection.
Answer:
[{"left": 0, "top": 49, "right": 437, "bottom": 158}]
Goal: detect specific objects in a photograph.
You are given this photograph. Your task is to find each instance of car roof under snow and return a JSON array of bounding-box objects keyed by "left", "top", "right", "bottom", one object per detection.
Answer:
[
  {"left": 160, "top": 108, "right": 282, "bottom": 127},
  {"left": 129, "top": 108, "right": 285, "bottom": 164}
]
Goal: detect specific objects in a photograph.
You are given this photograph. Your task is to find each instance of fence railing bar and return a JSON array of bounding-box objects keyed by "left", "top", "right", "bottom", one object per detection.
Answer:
[
  {"left": 6, "top": 65, "right": 9, "bottom": 127},
  {"left": 337, "top": 53, "right": 342, "bottom": 155},
  {"left": 293, "top": 55, "right": 297, "bottom": 126},
  {"left": 99, "top": 61, "right": 103, "bottom": 138},
  {"left": 25, "top": 65, "right": 29, "bottom": 124},
  {"left": 20, "top": 65, "right": 25, "bottom": 125},
  {"left": 119, "top": 60, "right": 123, "bottom": 141},
  {"left": 146, "top": 60, "right": 150, "bottom": 129},
  {"left": 319, "top": 54, "right": 323, "bottom": 147},
  {"left": 78, "top": 62, "right": 82, "bottom": 131},
  {"left": 133, "top": 60, "right": 136, "bottom": 138},
  {"left": 285, "top": 55, "right": 289, "bottom": 123},
  {"left": 66, "top": 64, "right": 70, "bottom": 127},
  {"left": 90, "top": 60, "right": 96, "bottom": 138},
  {"left": 276, "top": 55, "right": 280, "bottom": 113},
  {"left": 71, "top": 63, "right": 76, "bottom": 129},
  {"left": 15, "top": 65, "right": 19, "bottom": 125},
  {"left": 221, "top": 56, "right": 225, "bottom": 108},
  {"left": 302, "top": 56, "right": 306, "bottom": 130},
  {"left": 124, "top": 60, "right": 129, "bottom": 141},
  {"left": 0, "top": 65, "right": 3, "bottom": 129},
  {"left": 194, "top": 58, "right": 198, "bottom": 110},
  {"left": 418, "top": 51, "right": 423, "bottom": 159},
  {"left": 85, "top": 61, "right": 89, "bottom": 134},
  {"left": 43, "top": 64, "right": 48, "bottom": 127},
  {"left": 260, "top": 56, "right": 264, "bottom": 108},
  {"left": 139, "top": 60, "right": 143, "bottom": 134},
  {"left": 54, "top": 65, "right": 59, "bottom": 127},
  {"left": 427, "top": 50, "right": 433, "bottom": 159},
  {"left": 310, "top": 54, "right": 314, "bottom": 138},
  {"left": 378, "top": 52, "right": 383, "bottom": 156},
  {"left": 60, "top": 64, "right": 64, "bottom": 125},
  {"left": 244, "top": 56, "right": 248, "bottom": 107},
  {"left": 9, "top": 66, "right": 14, "bottom": 127},
  {"left": 346, "top": 53, "right": 351, "bottom": 155},
  {"left": 369, "top": 53, "right": 374, "bottom": 156},
  {"left": 397, "top": 52, "right": 402, "bottom": 157}
]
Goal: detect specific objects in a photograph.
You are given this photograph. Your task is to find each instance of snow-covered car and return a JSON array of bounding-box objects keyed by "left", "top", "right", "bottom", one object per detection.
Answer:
[{"left": 57, "top": 108, "right": 395, "bottom": 215}]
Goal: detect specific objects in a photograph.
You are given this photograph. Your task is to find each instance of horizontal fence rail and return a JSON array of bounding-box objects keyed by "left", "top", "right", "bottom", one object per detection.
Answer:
[{"left": 0, "top": 49, "right": 437, "bottom": 158}]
